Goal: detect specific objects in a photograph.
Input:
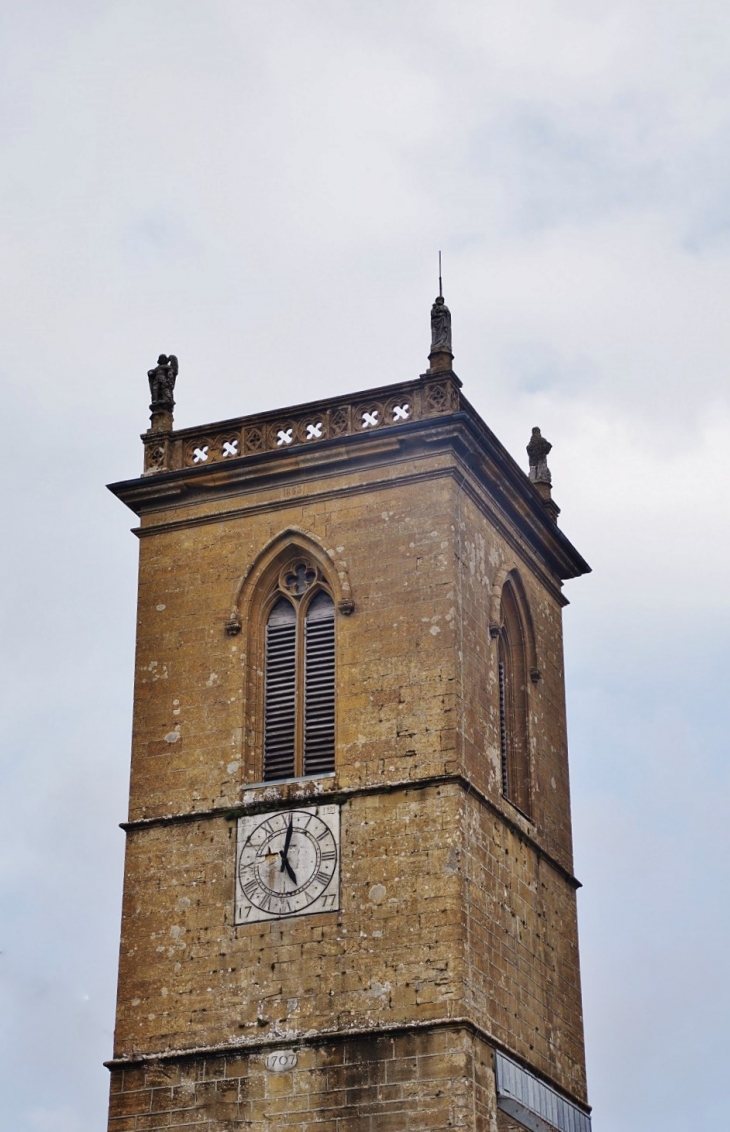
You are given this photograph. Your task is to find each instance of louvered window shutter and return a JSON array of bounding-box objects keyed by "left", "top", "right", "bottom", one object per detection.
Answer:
[
  {"left": 263, "top": 598, "right": 297, "bottom": 781},
  {"left": 303, "top": 591, "right": 335, "bottom": 776},
  {"left": 498, "top": 656, "right": 509, "bottom": 796}
]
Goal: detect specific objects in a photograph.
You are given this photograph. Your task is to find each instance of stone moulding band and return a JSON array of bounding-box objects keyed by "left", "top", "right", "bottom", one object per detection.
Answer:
[
  {"left": 124, "top": 459, "right": 574, "bottom": 607},
  {"left": 120, "top": 770, "right": 581, "bottom": 890},
  {"left": 121, "top": 412, "right": 590, "bottom": 591},
  {"left": 103, "top": 1014, "right": 591, "bottom": 1121}
]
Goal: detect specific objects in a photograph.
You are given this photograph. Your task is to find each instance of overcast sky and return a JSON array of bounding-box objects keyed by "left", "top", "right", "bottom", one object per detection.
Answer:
[{"left": 1, "top": 3, "right": 729, "bottom": 1130}]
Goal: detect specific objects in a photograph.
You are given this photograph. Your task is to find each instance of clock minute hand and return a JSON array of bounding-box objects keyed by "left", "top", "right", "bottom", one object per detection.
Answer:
[{"left": 280, "top": 816, "right": 296, "bottom": 884}]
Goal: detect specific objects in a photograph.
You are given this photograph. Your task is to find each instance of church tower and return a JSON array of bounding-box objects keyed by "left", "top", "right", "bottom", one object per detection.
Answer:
[{"left": 106, "top": 295, "right": 592, "bottom": 1132}]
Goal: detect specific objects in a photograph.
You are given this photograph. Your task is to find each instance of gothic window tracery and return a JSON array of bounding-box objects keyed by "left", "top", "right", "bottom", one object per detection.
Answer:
[{"left": 262, "top": 557, "right": 336, "bottom": 782}]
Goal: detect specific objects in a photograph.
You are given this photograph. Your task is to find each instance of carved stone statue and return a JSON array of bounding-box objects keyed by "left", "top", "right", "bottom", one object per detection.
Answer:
[
  {"left": 147, "top": 354, "right": 178, "bottom": 409},
  {"left": 430, "top": 295, "right": 452, "bottom": 354},
  {"left": 527, "top": 426, "right": 552, "bottom": 484}
]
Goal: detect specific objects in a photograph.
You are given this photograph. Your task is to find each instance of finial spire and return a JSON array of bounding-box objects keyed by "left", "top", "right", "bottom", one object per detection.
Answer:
[{"left": 427, "top": 253, "right": 453, "bottom": 374}]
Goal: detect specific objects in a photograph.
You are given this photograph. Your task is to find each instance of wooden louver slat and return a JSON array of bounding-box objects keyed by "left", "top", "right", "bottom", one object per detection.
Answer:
[
  {"left": 498, "top": 657, "right": 509, "bottom": 796},
  {"left": 304, "top": 592, "right": 335, "bottom": 776},
  {"left": 263, "top": 598, "right": 296, "bottom": 781}
]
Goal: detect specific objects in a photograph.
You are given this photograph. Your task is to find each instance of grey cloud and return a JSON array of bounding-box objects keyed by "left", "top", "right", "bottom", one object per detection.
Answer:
[{"left": 1, "top": 3, "right": 729, "bottom": 1129}]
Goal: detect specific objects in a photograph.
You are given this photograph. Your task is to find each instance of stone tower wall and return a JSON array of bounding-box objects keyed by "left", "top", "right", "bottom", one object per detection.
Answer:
[
  {"left": 454, "top": 487, "right": 574, "bottom": 868},
  {"left": 114, "top": 784, "right": 465, "bottom": 1057},
  {"left": 452, "top": 490, "right": 586, "bottom": 1098},
  {"left": 126, "top": 456, "right": 460, "bottom": 825},
  {"left": 107, "top": 381, "right": 591, "bottom": 1131}
]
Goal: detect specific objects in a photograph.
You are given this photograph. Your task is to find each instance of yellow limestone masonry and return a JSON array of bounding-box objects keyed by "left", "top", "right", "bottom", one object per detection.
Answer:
[{"left": 106, "top": 373, "right": 591, "bottom": 1131}]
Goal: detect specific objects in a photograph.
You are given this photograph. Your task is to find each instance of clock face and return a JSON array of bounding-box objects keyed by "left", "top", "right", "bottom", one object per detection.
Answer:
[{"left": 235, "top": 805, "right": 340, "bottom": 923}]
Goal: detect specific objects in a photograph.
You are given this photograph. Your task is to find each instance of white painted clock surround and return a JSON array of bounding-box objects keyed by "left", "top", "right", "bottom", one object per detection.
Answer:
[{"left": 235, "top": 804, "right": 340, "bottom": 924}]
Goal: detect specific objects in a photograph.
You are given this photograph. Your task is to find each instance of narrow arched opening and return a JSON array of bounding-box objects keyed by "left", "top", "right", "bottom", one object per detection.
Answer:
[
  {"left": 498, "top": 580, "right": 531, "bottom": 815},
  {"left": 262, "top": 558, "right": 336, "bottom": 782}
]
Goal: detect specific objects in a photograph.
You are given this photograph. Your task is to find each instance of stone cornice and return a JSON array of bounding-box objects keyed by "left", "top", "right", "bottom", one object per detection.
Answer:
[
  {"left": 121, "top": 461, "right": 566, "bottom": 606},
  {"left": 108, "top": 374, "right": 590, "bottom": 583},
  {"left": 103, "top": 1015, "right": 591, "bottom": 1116}
]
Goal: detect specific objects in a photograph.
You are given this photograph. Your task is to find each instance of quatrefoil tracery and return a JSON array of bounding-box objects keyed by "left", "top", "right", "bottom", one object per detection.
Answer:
[{"left": 278, "top": 558, "right": 322, "bottom": 600}]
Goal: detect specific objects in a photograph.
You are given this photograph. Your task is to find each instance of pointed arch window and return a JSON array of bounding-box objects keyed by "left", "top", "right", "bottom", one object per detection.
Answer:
[
  {"left": 497, "top": 580, "right": 531, "bottom": 815},
  {"left": 263, "top": 558, "right": 336, "bottom": 781}
]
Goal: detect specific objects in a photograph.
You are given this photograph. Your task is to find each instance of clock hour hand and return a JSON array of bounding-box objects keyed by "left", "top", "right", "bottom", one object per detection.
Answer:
[{"left": 279, "top": 815, "right": 297, "bottom": 884}]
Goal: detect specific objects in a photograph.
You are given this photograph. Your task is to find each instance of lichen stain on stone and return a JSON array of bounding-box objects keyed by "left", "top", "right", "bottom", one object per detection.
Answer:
[
  {"left": 145, "top": 660, "right": 169, "bottom": 681},
  {"left": 368, "top": 884, "right": 386, "bottom": 905}
]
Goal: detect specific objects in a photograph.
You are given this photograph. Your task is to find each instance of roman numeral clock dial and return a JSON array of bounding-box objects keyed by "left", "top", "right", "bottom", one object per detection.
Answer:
[{"left": 235, "top": 805, "right": 340, "bottom": 924}]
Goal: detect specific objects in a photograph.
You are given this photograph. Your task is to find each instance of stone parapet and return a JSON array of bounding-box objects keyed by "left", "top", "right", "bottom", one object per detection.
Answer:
[{"left": 141, "top": 375, "right": 461, "bottom": 476}]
